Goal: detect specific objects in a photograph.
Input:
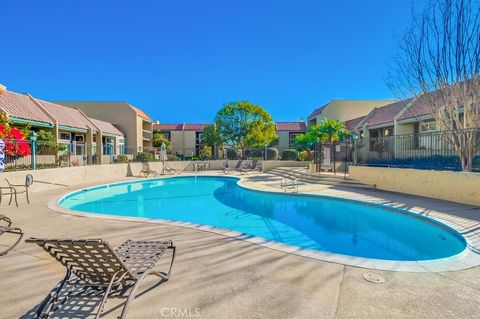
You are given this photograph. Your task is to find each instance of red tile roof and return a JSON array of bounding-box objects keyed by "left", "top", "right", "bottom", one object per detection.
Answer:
[
  {"left": 364, "top": 100, "right": 409, "bottom": 127},
  {"left": 153, "top": 123, "right": 184, "bottom": 131},
  {"left": 0, "top": 91, "right": 54, "bottom": 125},
  {"left": 397, "top": 95, "right": 433, "bottom": 121},
  {"left": 37, "top": 99, "right": 94, "bottom": 130},
  {"left": 344, "top": 116, "right": 365, "bottom": 131},
  {"left": 275, "top": 122, "right": 307, "bottom": 131},
  {"left": 90, "top": 118, "right": 123, "bottom": 136},
  {"left": 152, "top": 123, "right": 209, "bottom": 132},
  {"left": 396, "top": 80, "right": 480, "bottom": 122},
  {"left": 131, "top": 106, "right": 151, "bottom": 120},
  {"left": 184, "top": 124, "right": 208, "bottom": 131}
]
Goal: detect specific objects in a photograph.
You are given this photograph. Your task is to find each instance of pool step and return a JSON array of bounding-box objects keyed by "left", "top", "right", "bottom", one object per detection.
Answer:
[{"left": 266, "top": 167, "right": 372, "bottom": 188}]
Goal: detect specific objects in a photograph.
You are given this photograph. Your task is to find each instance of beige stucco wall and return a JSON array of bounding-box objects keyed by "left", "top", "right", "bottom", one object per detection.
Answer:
[
  {"left": 313, "top": 100, "right": 394, "bottom": 124},
  {"left": 183, "top": 131, "right": 197, "bottom": 156},
  {"left": 168, "top": 131, "right": 197, "bottom": 156},
  {"left": 170, "top": 131, "right": 185, "bottom": 155},
  {"left": 262, "top": 160, "right": 308, "bottom": 172},
  {"left": 136, "top": 116, "right": 144, "bottom": 152},
  {"left": 276, "top": 131, "right": 290, "bottom": 152},
  {"left": 349, "top": 166, "right": 480, "bottom": 206}
]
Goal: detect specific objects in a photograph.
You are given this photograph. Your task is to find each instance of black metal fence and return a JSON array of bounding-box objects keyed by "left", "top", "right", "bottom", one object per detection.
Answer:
[{"left": 354, "top": 128, "right": 480, "bottom": 171}]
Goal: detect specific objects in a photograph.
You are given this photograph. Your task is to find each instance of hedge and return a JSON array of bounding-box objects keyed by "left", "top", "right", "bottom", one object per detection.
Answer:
[{"left": 281, "top": 149, "right": 298, "bottom": 160}]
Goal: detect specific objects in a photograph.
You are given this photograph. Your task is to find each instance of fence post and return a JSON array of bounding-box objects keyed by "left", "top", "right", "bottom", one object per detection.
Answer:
[{"left": 29, "top": 131, "right": 38, "bottom": 170}]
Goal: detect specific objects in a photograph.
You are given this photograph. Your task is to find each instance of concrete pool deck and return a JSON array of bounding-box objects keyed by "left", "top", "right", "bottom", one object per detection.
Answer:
[{"left": 1, "top": 172, "right": 480, "bottom": 318}]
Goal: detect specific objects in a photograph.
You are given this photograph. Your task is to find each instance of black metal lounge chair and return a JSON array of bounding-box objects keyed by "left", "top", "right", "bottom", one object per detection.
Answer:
[
  {"left": 224, "top": 160, "right": 243, "bottom": 174},
  {"left": 239, "top": 160, "right": 262, "bottom": 175},
  {"left": 3, "top": 174, "right": 34, "bottom": 207},
  {"left": 139, "top": 161, "right": 158, "bottom": 178},
  {"left": 26, "top": 238, "right": 175, "bottom": 319},
  {"left": 0, "top": 214, "right": 24, "bottom": 256},
  {"left": 161, "top": 161, "right": 180, "bottom": 175}
]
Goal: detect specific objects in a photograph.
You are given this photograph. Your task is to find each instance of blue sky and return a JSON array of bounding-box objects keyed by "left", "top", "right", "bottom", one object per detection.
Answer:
[{"left": 0, "top": 0, "right": 415, "bottom": 123}]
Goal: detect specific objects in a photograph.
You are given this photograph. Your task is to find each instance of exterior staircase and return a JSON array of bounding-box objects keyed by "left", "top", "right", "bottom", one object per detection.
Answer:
[{"left": 265, "top": 167, "right": 373, "bottom": 188}]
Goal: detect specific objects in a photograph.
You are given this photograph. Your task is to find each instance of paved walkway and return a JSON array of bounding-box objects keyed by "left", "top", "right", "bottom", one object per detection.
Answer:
[{"left": 1, "top": 173, "right": 480, "bottom": 318}]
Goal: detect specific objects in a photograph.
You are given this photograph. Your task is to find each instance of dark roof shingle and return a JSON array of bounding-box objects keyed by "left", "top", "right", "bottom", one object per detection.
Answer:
[
  {"left": 275, "top": 122, "right": 307, "bottom": 131},
  {"left": 365, "top": 100, "right": 409, "bottom": 127},
  {"left": 344, "top": 116, "right": 365, "bottom": 130}
]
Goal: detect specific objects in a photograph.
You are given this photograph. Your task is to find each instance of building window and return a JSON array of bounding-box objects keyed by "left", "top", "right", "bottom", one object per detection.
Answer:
[
  {"left": 369, "top": 127, "right": 394, "bottom": 152},
  {"left": 195, "top": 132, "right": 204, "bottom": 156},
  {"left": 59, "top": 132, "right": 71, "bottom": 141},
  {"left": 75, "top": 135, "right": 84, "bottom": 142},
  {"left": 118, "top": 138, "right": 125, "bottom": 155},
  {"left": 75, "top": 144, "right": 85, "bottom": 155},
  {"left": 288, "top": 132, "right": 302, "bottom": 148},
  {"left": 103, "top": 137, "right": 114, "bottom": 155},
  {"left": 420, "top": 121, "right": 437, "bottom": 132}
]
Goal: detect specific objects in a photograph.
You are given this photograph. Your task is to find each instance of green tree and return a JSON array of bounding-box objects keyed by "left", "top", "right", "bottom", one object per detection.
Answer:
[
  {"left": 203, "top": 124, "right": 222, "bottom": 148},
  {"left": 215, "top": 101, "right": 277, "bottom": 156},
  {"left": 152, "top": 133, "right": 173, "bottom": 153},
  {"left": 36, "top": 130, "right": 67, "bottom": 154}
]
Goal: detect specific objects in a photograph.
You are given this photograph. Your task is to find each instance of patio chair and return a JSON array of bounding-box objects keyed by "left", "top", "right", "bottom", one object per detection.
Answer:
[
  {"left": 139, "top": 161, "right": 158, "bottom": 178},
  {"left": 224, "top": 160, "right": 243, "bottom": 174},
  {"left": 26, "top": 238, "right": 176, "bottom": 319},
  {"left": 3, "top": 174, "right": 34, "bottom": 207},
  {"left": 239, "top": 160, "right": 261, "bottom": 175},
  {"left": 0, "top": 214, "right": 24, "bottom": 256},
  {"left": 161, "top": 161, "right": 180, "bottom": 175}
]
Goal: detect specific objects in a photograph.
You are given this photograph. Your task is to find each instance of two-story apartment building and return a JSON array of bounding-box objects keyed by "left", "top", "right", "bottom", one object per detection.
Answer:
[
  {"left": 0, "top": 87, "right": 124, "bottom": 164},
  {"left": 54, "top": 101, "right": 153, "bottom": 155},
  {"left": 153, "top": 123, "right": 208, "bottom": 157},
  {"left": 153, "top": 121, "right": 307, "bottom": 156},
  {"left": 274, "top": 122, "right": 307, "bottom": 152}
]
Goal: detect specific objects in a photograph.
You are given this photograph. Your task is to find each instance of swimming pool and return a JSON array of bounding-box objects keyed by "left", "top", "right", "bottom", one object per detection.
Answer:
[{"left": 59, "top": 176, "right": 467, "bottom": 262}]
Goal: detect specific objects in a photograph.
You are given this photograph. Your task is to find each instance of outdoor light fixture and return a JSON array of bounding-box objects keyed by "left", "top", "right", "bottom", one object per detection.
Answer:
[{"left": 29, "top": 131, "right": 38, "bottom": 141}]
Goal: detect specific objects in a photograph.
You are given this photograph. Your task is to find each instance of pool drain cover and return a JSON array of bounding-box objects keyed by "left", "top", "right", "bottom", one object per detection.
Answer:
[{"left": 363, "top": 273, "right": 385, "bottom": 284}]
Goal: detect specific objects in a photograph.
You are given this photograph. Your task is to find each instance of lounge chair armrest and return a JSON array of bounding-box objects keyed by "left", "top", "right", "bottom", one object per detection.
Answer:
[
  {"left": 8, "top": 184, "right": 27, "bottom": 188},
  {"left": 0, "top": 214, "right": 12, "bottom": 226}
]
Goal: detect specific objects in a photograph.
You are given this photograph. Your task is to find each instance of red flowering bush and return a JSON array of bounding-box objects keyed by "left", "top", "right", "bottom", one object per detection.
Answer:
[{"left": 0, "top": 124, "right": 31, "bottom": 157}]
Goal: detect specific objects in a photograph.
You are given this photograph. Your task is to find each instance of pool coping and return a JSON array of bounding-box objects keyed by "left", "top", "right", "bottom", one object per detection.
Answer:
[{"left": 47, "top": 174, "right": 480, "bottom": 273}]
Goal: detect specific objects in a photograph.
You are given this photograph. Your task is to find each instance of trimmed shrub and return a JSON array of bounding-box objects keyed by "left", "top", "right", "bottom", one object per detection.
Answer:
[
  {"left": 115, "top": 155, "right": 129, "bottom": 163},
  {"left": 282, "top": 149, "right": 298, "bottom": 161},
  {"left": 136, "top": 152, "right": 155, "bottom": 162},
  {"left": 266, "top": 147, "right": 279, "bottom": 160},
  {"left": 245, "top": 148, "right": 263, "bottom": 159},
  {"left": 226, "top": 148, "right": 240, "bottom": 160},
  {"left": 298, "top": 150, "right": 311, "bottom": 161}
]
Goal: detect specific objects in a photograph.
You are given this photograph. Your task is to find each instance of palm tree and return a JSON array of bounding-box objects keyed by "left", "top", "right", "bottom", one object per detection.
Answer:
[
  {"left": 314, "top": 119, "right": 348, "bottom": 143},
  {"left": 294, "top": 132, "right": 316, "bottom": 160}
]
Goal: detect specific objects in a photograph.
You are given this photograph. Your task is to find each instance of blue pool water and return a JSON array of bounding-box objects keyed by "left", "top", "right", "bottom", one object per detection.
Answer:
[{"left": 60, "top": 176, "right": 466, "bottom": 261}]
